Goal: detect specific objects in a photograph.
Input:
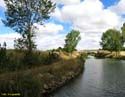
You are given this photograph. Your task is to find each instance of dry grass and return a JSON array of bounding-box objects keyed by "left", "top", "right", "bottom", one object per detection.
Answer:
[
  {"left": 120, "top": 51, "right": 125, "bottom": 56},
  {"left": 95, "top": 50, "right": 125, "bottom": 58},
  {"left": 0, "top": 53, "right": 84, "bottom": 97},
  {"left": 55, "top": 51, "right": 81, "bottom": 60}
]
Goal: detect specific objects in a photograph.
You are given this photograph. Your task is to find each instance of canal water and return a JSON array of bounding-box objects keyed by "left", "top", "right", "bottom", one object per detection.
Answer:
[{"left": 51, "top": 58, "right": 125, "bottom": 97}]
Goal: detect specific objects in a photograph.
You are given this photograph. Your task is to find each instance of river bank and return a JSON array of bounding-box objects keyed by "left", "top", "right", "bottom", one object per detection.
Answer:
[
  {"left": 43, "top": 58, "right": 84, "bottom": 97},
  {"left": 0, "top": 52, "right": 85, "bottom": 97},
  {"left": 95, "top": 50, "right": 125, "bottom": 59}
]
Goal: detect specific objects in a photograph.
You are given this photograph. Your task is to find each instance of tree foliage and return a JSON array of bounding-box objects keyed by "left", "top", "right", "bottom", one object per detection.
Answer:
[
  {"left": 121, "top": 23, "right": 125, "bottom": 44},
  {"left": 64, "top": 30, "right": 81, "bottom": 53},
  {"left": 100, "top": 29, "right": 123, "bottom": 55},
  {"left": 3, "top": 0, "right": 56, "bottom": 53},
  {"left": 0, "top": 42, "right": 7, "bottom": 66}
]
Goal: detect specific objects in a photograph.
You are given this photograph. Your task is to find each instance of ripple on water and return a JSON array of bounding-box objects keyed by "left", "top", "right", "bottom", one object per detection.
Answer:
[{"left": 51, "top": 59, "right": 125, "bottom": 97}]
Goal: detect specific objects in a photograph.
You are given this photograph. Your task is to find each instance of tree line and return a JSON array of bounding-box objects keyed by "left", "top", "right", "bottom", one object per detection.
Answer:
[
  {"left": 3, "top": 0, "right": 125, "bottom": 66},
  {"left": 100, "top": 23, "right": 125, "bottom": 56},
  {"left": 0, "top": 0, "right": 81, "bottom": 69},
  {"left": 2, "top": 0, "right": 81, "bottom": 54}
]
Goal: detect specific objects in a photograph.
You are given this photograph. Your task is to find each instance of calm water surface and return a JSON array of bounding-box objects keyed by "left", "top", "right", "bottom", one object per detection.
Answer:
[{"left": 51, "top": 58, "right": 125, "bottom": 97}]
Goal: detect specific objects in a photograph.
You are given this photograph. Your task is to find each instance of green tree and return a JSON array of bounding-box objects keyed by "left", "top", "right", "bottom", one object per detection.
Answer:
[
  {"left": 0, "top": 42, "right": 7, "bottom": 66},
  {"left": 121, "top": 23, "right": 125, "bottom": 50},
  {"left": 3, "top": 0, "right": 55, "bottom": 53},
  {"left": 3, "top": 42, "right": 7, "bottom": 48},
  {"left": 100, "top": 29, "right": 123, "bottom": 56},
  {"left": 64, "top": 30, "right": 81, "bottom": 53}
]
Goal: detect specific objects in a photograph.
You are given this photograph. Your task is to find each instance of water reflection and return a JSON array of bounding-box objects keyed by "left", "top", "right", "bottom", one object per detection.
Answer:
[
  {"left": 51, "top": 59, "right": 125, "bottom": 97},
  {"left": 101, "top": 59, "right": 125, "bottom": 97},
  {"left": 88, "top": 55, "right": 95, "bottom": 59}
]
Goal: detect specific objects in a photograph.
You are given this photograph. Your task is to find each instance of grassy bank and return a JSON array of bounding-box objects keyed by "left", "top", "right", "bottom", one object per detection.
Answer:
[
  {"left": 0, "top": 52, "right": 85, "bottom": 97},
  {"left": 95, "top": 50, "right": 125, "bottom": 59},
  {"left": 0, "top": 50, "right": 60, "bottom": 73}
]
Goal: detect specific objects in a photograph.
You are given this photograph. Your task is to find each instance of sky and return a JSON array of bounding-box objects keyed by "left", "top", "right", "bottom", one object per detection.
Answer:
[{"left": 0, "top": 0, "right": 125, "bottom": 50}]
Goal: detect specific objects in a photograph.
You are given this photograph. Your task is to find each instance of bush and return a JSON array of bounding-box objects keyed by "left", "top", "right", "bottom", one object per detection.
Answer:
[
  {"left": 0, "top": 74, "right": 41, "bottom": 97},
  {"left": 0, "top": 48, "right": 7, "bottom": 66},
  {"left": 42, "top": 51, "right": 60, "bottom": 65},
  {"left": 18, "top": 75, "right": 41, "bottom": 97},
  {"left": 23, "top": 52, "right": 42, "bottom": 66},
  {"left": 79, "top": 53, "right": 88, "bottom": 61},
  {"left": 22, "top": 51, "right": 60, "bottom": 66},
  {"left": 95, "top": 51, "right": 111, "bottom": 58},
  {"left": 0, "top": 50, "right": 60, "bottom": 73},
  {"left": 0, "top": 51, "right": 25, "bottom": 73}
]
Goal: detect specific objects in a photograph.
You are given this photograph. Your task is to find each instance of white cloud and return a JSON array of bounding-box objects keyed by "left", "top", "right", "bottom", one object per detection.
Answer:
[
  {"left": 77, "top": 33, "right": 102, "bottom": 50},
  {"left": 108, "top": 0, "right": 125, "bottom": 15},
  {"left": 34, "top": 22, "right": 64, "bottom": 50},
  {"left": 34, "top": 23, "right": 63, "bottom": 35},
  {"left": 35, "top": 34, "right": 65, "bottom": 50},
  {"left": 0, "top": 22, "right": 64, "bottom": 50},
  {"left": 0, "top": 33, "right": 21, "bottom": 49},
  {"left": 53, "top": 0, "right": 123, "bottom": 50},
  {"left": 0, "top": 0, "right": 6, "bottom": 9},
  {"left": 52, "top": 8, "right": 62, "bottom": 21},
  {"left": 0, "top": 0, "right": 125, "bottom": 50},
  {"left": 52, "top": 0, "right": 80, "bottom": 5}
]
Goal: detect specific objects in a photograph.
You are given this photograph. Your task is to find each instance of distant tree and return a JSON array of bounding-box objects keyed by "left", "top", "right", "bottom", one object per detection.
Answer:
[
  {"left": 64, "top": 30, "right": 81, "bottom": 53},
  {"left": 100, "top": 29, "right": 123, "bottom": 56},
  {"left": 56, "top": 47, "right": 63, "bottom": 51},
  {"left": 3, "top": 42, "right": 7, "bottom": 49},
  {"left": 121, "top": 22, "right": 125, "bottom": 49},
  {"left": 3, "top": 0, "right": 56, "bottom": 54},
  {"left": 0, "top": 42, "right": 7, "bottom": 65}
]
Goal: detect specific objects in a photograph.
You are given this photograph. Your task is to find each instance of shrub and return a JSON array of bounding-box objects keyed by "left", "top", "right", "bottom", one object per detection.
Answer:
[
  {"left": 95, "top": 51, "right": 111, "bottom": 58},
  {"left": 0, "top": 50, "right": 60, "bottom": 73},
  {"left": 79, "top": 53, "right": 88, "bottom": 61},
  {"left": 42, "top": 51, "right": 60, "bottom": 65},
  {"left": 22, "top": 52, "right": 42, "bottom": 66},
  {"left": 0, "top": 48, "right": 7, "bottom": 66},
  {"left": 0, "top": 51, "right": 25, "bottom": 73},
  {"left": 0, "top": 74, "right": 41, "bottom": 97}
]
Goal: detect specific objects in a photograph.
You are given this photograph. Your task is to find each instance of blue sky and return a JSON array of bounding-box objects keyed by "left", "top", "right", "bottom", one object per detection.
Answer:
[
  {"left": 100, "top": 0, "right": 119, "bottom": 8},
  {"left": 0, "top": 0, "right": 125, "bottom": 50}
]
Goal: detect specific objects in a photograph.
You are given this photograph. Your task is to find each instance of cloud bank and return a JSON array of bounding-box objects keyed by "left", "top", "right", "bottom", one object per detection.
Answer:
[{"left": 0, "top": 0, "right": 125, "bottom": 50}]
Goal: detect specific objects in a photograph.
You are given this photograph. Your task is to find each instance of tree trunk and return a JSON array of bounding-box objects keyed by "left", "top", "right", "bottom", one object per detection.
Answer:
[
  {"left": 27, "top": 25, "right": 32, "bottom": 54},
  {"left": 116, "top": 51, "right": 119, "bottom": 57}
]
